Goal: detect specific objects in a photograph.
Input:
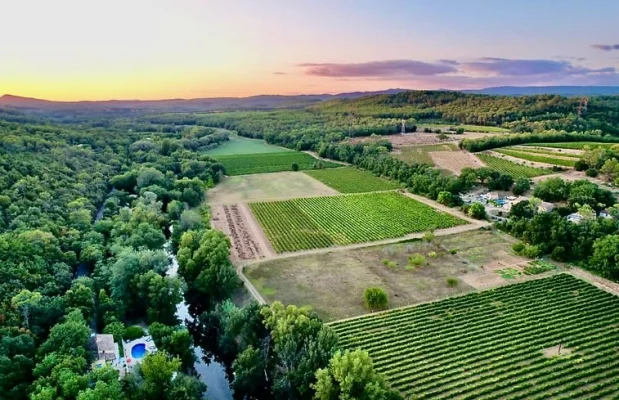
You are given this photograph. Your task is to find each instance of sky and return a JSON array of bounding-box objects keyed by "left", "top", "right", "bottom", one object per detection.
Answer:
[{"left": 2, "top": 0, "right": 619, "bottom": 101}]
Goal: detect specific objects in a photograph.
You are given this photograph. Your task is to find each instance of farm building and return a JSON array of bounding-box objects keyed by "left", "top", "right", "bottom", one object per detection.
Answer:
[
  {"left": 567, "top": 213, "right": 585, "bottom": 224},
  {"left": 95, "top": 334, "right": 119, "bottom": 362}
]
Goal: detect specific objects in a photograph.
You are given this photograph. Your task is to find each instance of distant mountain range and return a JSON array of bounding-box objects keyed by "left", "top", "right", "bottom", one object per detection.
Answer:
[{"left": 1, "top": 86, "right": 618, "bottom": 113}]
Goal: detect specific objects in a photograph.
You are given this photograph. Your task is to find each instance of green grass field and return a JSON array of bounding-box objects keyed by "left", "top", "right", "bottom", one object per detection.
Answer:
[
  {"left": 477, "top": 153, "right": 551, "bottom": 178},
  {"left": 522, "top": 142, "right": 618, "bottom": 150},
  {"left": 216, "top": 152, "right": 340, "bottom": 175},
  {"left": 249, "top": 192, "right": 466, "bottom": 252},
  {"left": 420, "top": 124, "right": 510, "bottom": 133},
  {"left": 304, "top": 167, "right": 399, "bottom": 193},
  {"left": 329, "top": 274, "right": 619, "bottom": 399},
  {"left": 494, "top": 148, "right": 576, "bottom": 167},
  {"left": 394, "top": 143, "right": 458, "bottom": 165},
  {"left": 204, "top": 134, "right": 291, "bottom": 156}
]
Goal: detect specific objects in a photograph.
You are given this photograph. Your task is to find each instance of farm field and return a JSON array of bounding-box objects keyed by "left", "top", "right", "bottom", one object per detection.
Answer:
[
  {"left": 494, "top": 148, "right": 576, "bottom": 167},
  {"left": 215, "top": 151, "right": 339, "bottom": 175},
  {"left": 477, "top": 153, "right": 551, "bottom": 178},
  {"left": 419, "top": 124, "right": 510, "bottom": 133},
  {"left": 393, "top": 143, "right": 457, "bottom": 165},
  {"left": 206, "top": 171, "right": 338, "bottom": 205},
  {"left": 510, "top": 145, "right": 582, "bottom": 158},
  {"left": 204, "top": 134, "right": 290, "bottom": 155},
  {"left": 304, "top": 167, "right": 398, "bottom": 193},
  {"left": 249, "top": 192, "right": 467, "bottom": 253},
  {"left": 329, "top": 274, "right": 619, "bottom": 399},
  {"left": 245, "top": 229, "right": 530, "bottom": 321},
  {"left": 523, "top": 141, "right": 618, "bottom": 150},
  {"left": 429, "top": 150, "right": 486, "bottom": 175}
]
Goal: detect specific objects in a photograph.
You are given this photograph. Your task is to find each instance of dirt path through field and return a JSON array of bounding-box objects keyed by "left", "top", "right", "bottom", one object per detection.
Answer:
[
  {"left": 238, "top": 203, "right": 275, "bottom": 258},
  {"left": 303, "top": 151, "right": 350, "bottom": 166}
]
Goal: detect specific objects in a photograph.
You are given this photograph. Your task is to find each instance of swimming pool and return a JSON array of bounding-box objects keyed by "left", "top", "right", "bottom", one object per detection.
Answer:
[{"left": 131, "top": 343, "right": 147, "bottom": 359}]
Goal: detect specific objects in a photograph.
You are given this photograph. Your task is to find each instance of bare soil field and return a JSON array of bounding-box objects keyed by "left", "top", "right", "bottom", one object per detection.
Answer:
[
  {"left": 429, "top": 150, "right": 486, "bottom": 174},
  {"left": 392, "top": 143, "right": 457, "bottom": 165},
  {"left": 211, "top": 203, "right": 274, "bottom": 261},
  {"left": 244, "top": 229, "right": 530, "bottom": 321},
  {"left": 207, "top": 171, "right": 338, "bottom": 205},
  {"left": 348, "top": 131, "right": 496, "bottom": 146}
]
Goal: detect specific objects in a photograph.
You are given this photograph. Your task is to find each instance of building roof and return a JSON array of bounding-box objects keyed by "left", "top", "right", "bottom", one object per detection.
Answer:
[
  {"left": 96, "top": 334, "right": 117, "bottom": 361},
  {"left": 538, "top": 201, "right": 555, "bottom": 212}
]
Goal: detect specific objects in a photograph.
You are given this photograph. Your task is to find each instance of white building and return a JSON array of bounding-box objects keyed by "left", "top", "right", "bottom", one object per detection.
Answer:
[{"left": 567, "top": 213, "right": 584, "bottom": 224}]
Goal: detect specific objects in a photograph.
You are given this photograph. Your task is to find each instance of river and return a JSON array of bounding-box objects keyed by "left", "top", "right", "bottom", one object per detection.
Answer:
[{"left": 165, "top": 238, "right": 233, "bottom": 400}]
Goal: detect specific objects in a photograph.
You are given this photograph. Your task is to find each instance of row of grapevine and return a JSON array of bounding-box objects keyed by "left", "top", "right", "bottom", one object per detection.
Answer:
[
  {"left": 494, "top": 148, "right": 577, "bottom": 167},
  {"left": 249, "top": 192, "right": 466, "bottom": 252},
  {"left": 522, "top": 141, "right": 617, "bottom": 150},
  {"left": 215, "top": 151, "right": 340, "bottom": 175},
  {"left": 511, "top": 146, "right": 582, "bottom": 158},
  {"left": 304, "top": 167, "right": 399, "bottom": 193},
  {"left": 328, "top": 274, "right": 619, "bottom": 399},
  {"left": 476, "top": 153, "right": 551, "bottom": 178}
]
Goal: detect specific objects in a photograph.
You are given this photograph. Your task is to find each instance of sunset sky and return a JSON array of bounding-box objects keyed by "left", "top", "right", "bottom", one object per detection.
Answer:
[{"left": 3, "top": 0, "right": 619, "bottom": 101}]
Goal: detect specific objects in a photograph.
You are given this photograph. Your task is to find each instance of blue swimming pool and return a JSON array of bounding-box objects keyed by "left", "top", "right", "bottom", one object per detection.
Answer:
[{"left": 131, "top": 343, "right": 147, "bottom": 359}]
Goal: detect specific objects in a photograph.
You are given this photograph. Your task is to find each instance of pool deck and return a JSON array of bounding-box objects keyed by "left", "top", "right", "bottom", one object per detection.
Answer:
[{"left": 122, "top": 336, "right": 157, "bottom": 372}]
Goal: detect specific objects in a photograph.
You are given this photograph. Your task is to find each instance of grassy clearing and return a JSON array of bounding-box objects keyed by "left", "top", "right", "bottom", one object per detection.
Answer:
[
  {"left": 216, "top": 152, "right": 339, "bottom": 175},
  {"left": 329, "top": 274, "right": 619, "bottom": 399},
  {"left": 246, "top": 230, "right": 520, "bottom": 321},
  {"left": 206, "top": 171, "right": 338, "bottom": 205},
  {"left": 420, "top": 124, "right": 510, "bottom": 133},
  {"left": 394, "top": 143, "right": 458, "bottom": 165},
  {"left": 522, "top": 142, "right": 618, "bottom": 150},
  {"left": 204, "top": 134, "right": 291, "bottom": 156},
  {"left": 249, "top": 192, "right": 466, "bottom": 252},
  {"left": 477, "top": 153, "right": 551, "bottom": 178},
  {"left": 494, "top": 148, "right": 576, "bottom": 167},
  {"left": 304, "top": 167, "right": 399, "bottom": 193}
]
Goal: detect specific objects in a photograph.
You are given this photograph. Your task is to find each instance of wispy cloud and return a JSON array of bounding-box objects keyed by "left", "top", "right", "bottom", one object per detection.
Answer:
[
  {"left": 592, "top": 44, "right": 619, "bottom": 51},
  {"left": 299, "top": 60, "right": 457, "bottom": 78},
  {"left": 273, "top": 71, "right": 286, "bottom": 75},
  {"left": 297, "top": 57, "right": 619, "bottom": 88}
]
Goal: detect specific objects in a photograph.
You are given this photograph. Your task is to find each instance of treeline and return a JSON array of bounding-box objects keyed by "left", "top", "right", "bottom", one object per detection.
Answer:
[
  {"left": 0, "top": 117, "right": 234, "bottom": 399},
  {"left": 460, "top": 130, "right": 619, "bottom": 152}
]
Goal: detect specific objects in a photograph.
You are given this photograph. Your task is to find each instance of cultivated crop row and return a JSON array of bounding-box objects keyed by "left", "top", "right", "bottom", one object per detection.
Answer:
[
  {"left": 304, "top": 167, "right": 398, "bottom": 193},
  {"left": 523, "top": 141, "right": 617, "bottom": 150},
  {"left": 216, "top": 151, "right": 339, "bottom": 175},
  {"left": 249, "top": 192, "right": 466, "bottom": 252},
  {"left": 328, "top": 274, "right": 619, "bottom": 399},
  {"left": 494, "top": 148, "right": 576, "bottom": 167},
  {"left": 476, "top": 153, "right": 551, "bottom": 178}
]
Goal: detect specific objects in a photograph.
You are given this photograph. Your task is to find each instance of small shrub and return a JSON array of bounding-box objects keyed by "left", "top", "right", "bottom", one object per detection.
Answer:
[
  {"left": 468, "top": 202, "right": 487, "bottom": 219},
  {"left": 456, "top": 128, "right": 465, "bottom": 135},
  {"left": 387, "top": 261, "right": 397, "bottom": 269},
  {"left": 424, "top": 127, "right": 432, "bottom": 133},
  {"left": 428, "top": 251, "right": 437, "bottom": 258},
  {"left": 446, "top": 277, "right": 459, "bottom": 287},
  {"left": 586, "top": 168, "right": 599, "bottom": 177},
  {"left": 434, "top": 129, "right": 442, "bottom": 134},
  {"left": 512, "top": 242, "right": 525, "bottom": 254},
  {"left": 123, "top": 325, "right": 145, "bottom": 341},
  {"left": 364, "top": 287, "right": 388, "bottom": 311},
  {"left": 382, "top": 258, "right": 390, "bottom": 266},
  {"left": 291, "top": 162, "right": 299, "bottom": 171},
  {"left": 522, "top": 244, "right": 541, "bottom": 258},
  {"left": 450, "top": 249, "right": 458, "bottom": 255},
  {"left": 422, "top": 231, "right": 435, "bottom": 242},
  {"left": 438, "top": 133, "right": 448, "bottom": 141},
  {"left": 408, "top": 253, "right": 426, "bottom": 268}
]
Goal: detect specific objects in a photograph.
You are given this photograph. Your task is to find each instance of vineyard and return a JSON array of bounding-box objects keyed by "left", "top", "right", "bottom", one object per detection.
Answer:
[
  {"left": 523, "top": 142, "right": 617, "bottom": 150},
  {"left": 477, "top": 153, "right": 551, "bottom": 178},
  {"left": 304, "top": 167, "right": 399, "bottom": 193},
  {"left": 510, "top": 146, "right": 582, "bottom": 158},
  {"left": 249, "top": 192, "right": 466, "bottom": 252},
  {"left": 215, "top": 151, "right": 339, "bottom": 175},
  {"left": 494, "top": 148, "right": 576, "bottom": 167},
  {"left": 329, "top": 274, "right": 619, "bottom": 399}
]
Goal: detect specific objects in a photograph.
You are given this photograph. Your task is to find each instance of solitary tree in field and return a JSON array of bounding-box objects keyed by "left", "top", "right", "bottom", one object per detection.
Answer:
[
  {"left": 364, "top": 287, "right": 388, "bottom": 311},
  {"left": 291, "top": 162, "right": 299, "bottom": 171}
]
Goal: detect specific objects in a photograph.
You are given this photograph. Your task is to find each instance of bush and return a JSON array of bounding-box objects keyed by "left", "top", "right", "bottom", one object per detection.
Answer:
[
  {"left": 291, "top": 162, "right": 299, "bottom": 171},
  {"left": 512, "top": 242, "right": 525, "bottom": 254},
  {"left": 512, "top": 177, "right": 531, "bottom": 195},
  {"left": 424, "top": 127, "right": 432, "bottom": 133},
  {"left": 382, "top": 259, "right": 390, "bottom": 266},
  {"left": 438, "top": 133, "right": 448, "bottom": 141},
  {"left": 434, "top": 129, "right": 442, "bottom": 134},
  {"left": 437, "top": 191, "right": 453, "bottom": 206},
  {"left": 410, "top": 125, "right": 417, "bottom": 132},
  {"left": 428, "top": 251, "right": 437, "bottom": 258},
  {"left": 586, "top": 168, "right": 599, "bottom": 177},
  {"left": 364, "top": 287, "right": 388, "bottom": 310},
  {"left": 456, "top": 128, "right": 465, "bottom": 135},
  {"left": 450, "top": 249, "right": 458, "bottom": 255},
  {"left": 422, "top": 231, "right": 435, "bottom": 242},
  {"left": 123, "top": 325, "right": 145, "bottom": 341},
  {"left": 408, "top": 253, "right": 426, "bottom": 268},
  {"left": 522, "top": 244, "right": 541, "bottom": 258},
  {"left": 468, "top": 202, "right": 487, "bottom": 219},
  {"left": 446, "top": 277, "right": 459, "bottom": 287},
  {"left": 574, "top": 159, "right": 589, "bottom": 171},
  {"left": 387, "top": 261, "right": 397, "bottom": 269}
]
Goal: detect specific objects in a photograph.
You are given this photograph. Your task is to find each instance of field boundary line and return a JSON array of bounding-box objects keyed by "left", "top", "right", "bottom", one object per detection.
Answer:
[{"left": 325, "top": 271, "right": 572, "bottom": 325}]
